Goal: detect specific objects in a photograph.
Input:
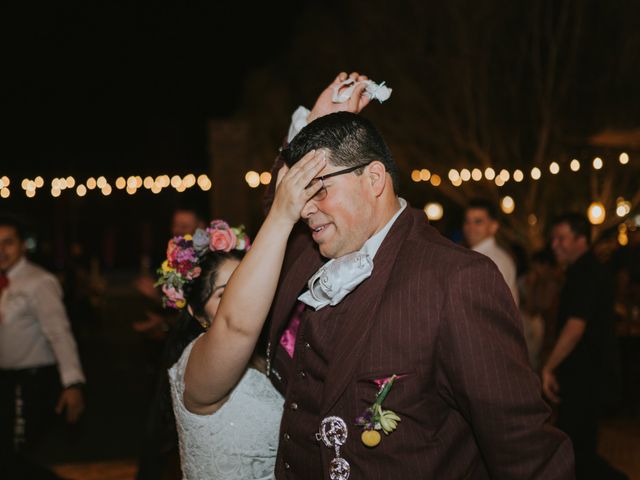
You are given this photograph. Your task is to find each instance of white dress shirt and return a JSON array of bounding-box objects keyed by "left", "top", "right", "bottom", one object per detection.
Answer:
[
  {"left": 472, "top": 237, "right": 519, "bottom": 305},
  {"left": 0, "top": 257, "right": 85, "bottom": 387}
]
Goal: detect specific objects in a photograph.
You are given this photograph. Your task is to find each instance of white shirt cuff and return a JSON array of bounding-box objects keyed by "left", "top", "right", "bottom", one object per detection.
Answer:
[{"left": 287, "top": 106, "right": 311, "bottom": 143}]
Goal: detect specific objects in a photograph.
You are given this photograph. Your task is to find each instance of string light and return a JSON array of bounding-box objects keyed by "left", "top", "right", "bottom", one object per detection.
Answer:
[
  {"left": 460, "top": 169, "right": 471, "bottom": 182},
  {"left": 587, "top": 202, "right": 606, "bottom": 225},
  {"left": 424, "top": 202, "right": 443, "bottom": 221},
  {"left": 260, "top": 172, "right": 272, "bottom": 185},
  {"left": 528, "top": 214, "right": 537, "bottom": 226},
  {"left": 593, "top": 157, "right": 603, "bottom": 170},
  {"left": 513, "top": 169, "right": 524, "bottom": 182},
  {"left": 618, "top": 224, "right": 628, "bottom": 246},
  {"left": 484, "top": 168, "right": 496, "bottom": 181},
  {"left": 471, "top": 168, "right": 482, "bottom": 181},
  {"left": 0, "top": 173, "right": 214, "bottom": 199},
  {"left": 616, "top": 198, "right": 631, "bottom": 217},
  {"left": 183, "top": 174, "right": 196, "bottom": 188},
  {"left": 420, "top": 169, "right": 431, "bottom": 181},
  {"left": 411, "top": 170, "right": 421, "bottom": 182},
  {"left": 245, "top": 171, "right": 260, "bottom": 188},
  {"left": 430, "top": 174, "right": 441, "bottom": 186},
  {"left": 448, "top": 169, "right": 460, "bottom": 182},
  {"left": 570, "top": 159, "right": 580, "bottom": 171},
  {"left": 619, "top": 152, "right": 629, "bottom": 165},
  {"left": 501, "top": 196, "right": 515, "bottom": 214},
  {"left": 531, "top": 167, "right": 541, "bottom": 180},
  {"left": 549, "top": 162, "right": 560, "bottom": 174}
]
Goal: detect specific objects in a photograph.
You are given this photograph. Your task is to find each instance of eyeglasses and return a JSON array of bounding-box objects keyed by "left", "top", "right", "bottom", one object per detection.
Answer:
[{"left": 306, "top": 162, "right": 371, "bottom": 202}]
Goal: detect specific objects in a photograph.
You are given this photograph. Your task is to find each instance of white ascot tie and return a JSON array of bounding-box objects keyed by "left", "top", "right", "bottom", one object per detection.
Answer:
[
  {"left": 298, "top": 198, "right": 407, "bottom": 311},
  {"left": 298, "top": 252, "right": 374, "bottom": 311}
]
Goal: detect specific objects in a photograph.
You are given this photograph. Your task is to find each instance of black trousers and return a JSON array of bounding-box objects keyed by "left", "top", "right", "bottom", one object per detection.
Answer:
[
  {"left": 557, "top": 369, "right": 628, "bottom": 480},
  {"left": 0, "top": 365, "right": 62, "bottom": 480}
]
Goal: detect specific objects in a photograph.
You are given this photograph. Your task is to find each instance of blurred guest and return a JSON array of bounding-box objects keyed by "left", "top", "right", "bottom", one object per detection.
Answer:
[
  {"left": 0, "top": 215, "right": 85, "bottom": 479},
  {"left": 463, "top": 198, "right": 519, "bottom": 304},
  {"left": 134, "top": 207, "right": 206, "bottom": 338},
  {"left": 543, "top": 213, "right": 627, "bottom": 480},
  {"left": 135, "top": 206, "right": 205, "bottom": 480},
  {"left": 520, "top": 248, "right": 563, "bottom": 371}
]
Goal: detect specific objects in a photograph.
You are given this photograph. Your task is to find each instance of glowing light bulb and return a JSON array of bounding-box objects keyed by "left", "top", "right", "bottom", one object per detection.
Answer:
[
  {"left": 501, "top": 196, "right": 515, "bottom": 214},
  {"left": 531, "top": 167, "right": 541, "bottom": 180},
  {"left": 587, "top": 201, "right": 605, "bottom": 225},
  {"left": 424, "top": 203, "right": 443, "bottom": 221},
  {"left": 570, "top": 159, "right": 580, "bottom": 172}
]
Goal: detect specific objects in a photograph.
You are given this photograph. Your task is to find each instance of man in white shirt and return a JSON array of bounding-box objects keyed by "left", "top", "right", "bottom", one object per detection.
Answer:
[
  {"left": 0, "top": 215, "right": 85, "bottom": 477},
  {"left": 463, "top": 198, "right": 519, "bottom": 305}
]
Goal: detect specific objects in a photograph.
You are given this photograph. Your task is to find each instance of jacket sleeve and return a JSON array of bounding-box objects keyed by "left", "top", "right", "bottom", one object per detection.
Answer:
[
  {"left": 32, "top": 274, "right": 86, "bottom": 387},
  {"left": 437, "top": 255, "right": 574, "bottom": 479}
]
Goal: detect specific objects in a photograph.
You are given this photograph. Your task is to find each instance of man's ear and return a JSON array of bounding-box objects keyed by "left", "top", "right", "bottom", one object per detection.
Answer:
[
  {"left": 367, "top": 161, "right": 387, "bottom": 196},
  {"left": 489, "top": 219, "right": 499, "bottom": 236}
]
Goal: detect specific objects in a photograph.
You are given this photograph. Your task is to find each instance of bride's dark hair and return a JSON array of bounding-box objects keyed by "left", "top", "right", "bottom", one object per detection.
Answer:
[{"left": 164, "top": 249, "right": 244, "bottom": 370}]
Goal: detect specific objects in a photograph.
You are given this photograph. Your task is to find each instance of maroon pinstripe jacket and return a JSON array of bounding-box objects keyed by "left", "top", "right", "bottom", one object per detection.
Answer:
[{"left": 267, "top": 206, "right": 574, "bottom": 479}]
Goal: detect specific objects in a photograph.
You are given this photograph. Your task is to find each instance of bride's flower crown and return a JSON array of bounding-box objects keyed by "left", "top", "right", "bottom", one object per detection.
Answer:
[{"left": 155, "top": 220, "right": 251, "bottom": 309}]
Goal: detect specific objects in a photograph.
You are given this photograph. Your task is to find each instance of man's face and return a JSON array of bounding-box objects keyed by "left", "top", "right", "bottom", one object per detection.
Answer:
[
  {"left": 551, "top": 223, "right": 585, "bottom": 265},
  {"left": 300, "top": 156, "right": 376, "bottom": 259},
  {"left": 463, "top": 208, "right": 498, "bottom": 248},
  {"left": 0, "top": 226, "right": 26, "bottom": 272},
  {"left": 171, "top": 211, "right": 200, "bottom": 237}
]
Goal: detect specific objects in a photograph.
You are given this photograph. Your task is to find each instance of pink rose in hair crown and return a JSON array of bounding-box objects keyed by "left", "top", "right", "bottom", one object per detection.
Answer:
[{"left": 207, "top": 220, "right": 237, "bottom": 252}]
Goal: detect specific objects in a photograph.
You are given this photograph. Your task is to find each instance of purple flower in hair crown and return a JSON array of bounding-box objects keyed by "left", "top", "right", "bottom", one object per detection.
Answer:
[{"left": 155, "top": 220, "right": 250, "bottom": 310}]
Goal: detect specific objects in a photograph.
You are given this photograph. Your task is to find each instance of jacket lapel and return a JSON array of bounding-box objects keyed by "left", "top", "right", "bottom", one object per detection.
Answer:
[{"left": 321, "top": 208, "right": 414, "bottom": 414}]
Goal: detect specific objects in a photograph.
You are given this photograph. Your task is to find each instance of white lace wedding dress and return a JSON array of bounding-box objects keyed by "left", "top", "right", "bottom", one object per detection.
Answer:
[{"left": 169, "top": 339, "right": 284, "bottom": 480}]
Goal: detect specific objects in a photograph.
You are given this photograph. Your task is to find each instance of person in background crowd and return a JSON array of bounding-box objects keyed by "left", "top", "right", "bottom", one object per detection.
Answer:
[
  {"left": 544, "top": 213, "right": 627, "bottom": 480},
  {"left": 520, "top": 248, "right": 563, "bottom": 371},
  {"left": 463, "top": 198, "right": 519, "bottom": 305},
  {"left": 135, "top": 206, "right": 206, "bottom": 480},
  {"left": 0, "top": 215, "right": 85, "bottom": 480}
]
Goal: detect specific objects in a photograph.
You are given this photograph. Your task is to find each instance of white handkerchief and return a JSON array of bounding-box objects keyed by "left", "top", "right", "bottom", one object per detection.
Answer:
[
  {"left": 331, "top": 79, "right": 392, "bottom": 104},
  {"left": 298, "top": 252, "right": 373, "bottom": 311}
]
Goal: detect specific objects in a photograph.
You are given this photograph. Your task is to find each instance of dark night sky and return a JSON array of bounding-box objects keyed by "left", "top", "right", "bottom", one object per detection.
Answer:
[
  {"left": 2, "top": 1, "right": 639, "bottom": 268},
  {"left": 5, "top": 1, "right": 298, "bottom": 174}
]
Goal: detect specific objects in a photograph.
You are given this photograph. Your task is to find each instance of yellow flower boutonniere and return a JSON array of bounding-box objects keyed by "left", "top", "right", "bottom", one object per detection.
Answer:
[{"left": 355, "top": 374, "right": 401, "bottom": 447}]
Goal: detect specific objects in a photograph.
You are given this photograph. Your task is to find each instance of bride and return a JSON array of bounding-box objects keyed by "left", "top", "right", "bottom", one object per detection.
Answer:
[{"left": 157, "top": 151, "right": 325, "bottom": 479}]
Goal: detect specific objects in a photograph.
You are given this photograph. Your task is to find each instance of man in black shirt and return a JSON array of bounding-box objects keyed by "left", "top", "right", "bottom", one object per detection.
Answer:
[{"left": 543, "top": 213, "right": 627, "bottom": 480}]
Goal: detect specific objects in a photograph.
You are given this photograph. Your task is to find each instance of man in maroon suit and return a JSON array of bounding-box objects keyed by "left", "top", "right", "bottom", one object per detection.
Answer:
[{"left": 266, "top": 73, "right": 574, "bottom": 479}]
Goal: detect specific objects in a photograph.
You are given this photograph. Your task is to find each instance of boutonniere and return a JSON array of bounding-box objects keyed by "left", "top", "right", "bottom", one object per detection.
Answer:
[{"left": 355, "top": 374, "right": 401, "bottom": 447}]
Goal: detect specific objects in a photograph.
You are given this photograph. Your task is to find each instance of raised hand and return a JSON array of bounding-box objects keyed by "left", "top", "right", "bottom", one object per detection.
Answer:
[
  {"left": 307, "top": 72, "right": 372, "bottom": 124},
  {"left": 270, "top": 149, "right": 326, "bottom": 224}
]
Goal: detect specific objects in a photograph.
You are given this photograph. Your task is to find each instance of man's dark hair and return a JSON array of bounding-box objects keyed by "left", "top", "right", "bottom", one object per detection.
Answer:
[
  {"left": 0, "top": 215, "right": 26, "bottom": 241},
  {"left": 466, "top": 198, "right": 499, "bottom": 221},
  {"left": 551, "top": 213, "right": 591, "bottom": 244},
  {"left": 283, "top": 112, "right": 400, "bottom": 193}
]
